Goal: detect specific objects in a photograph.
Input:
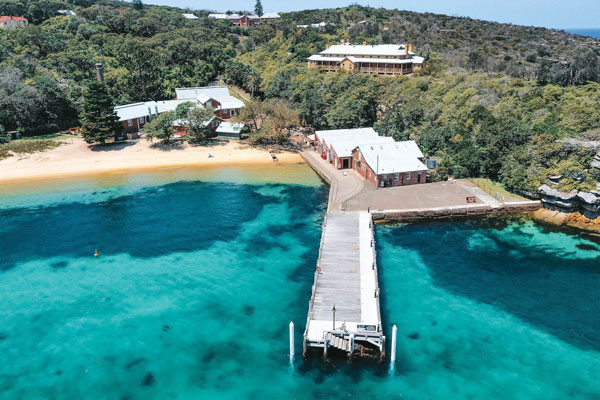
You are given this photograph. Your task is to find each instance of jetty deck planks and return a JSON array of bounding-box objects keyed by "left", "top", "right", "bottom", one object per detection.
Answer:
[{"left": 303, "top": 211, "right": 384, "bottom": 357}]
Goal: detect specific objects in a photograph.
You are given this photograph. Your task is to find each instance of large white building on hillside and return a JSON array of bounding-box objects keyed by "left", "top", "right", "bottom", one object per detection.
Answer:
[
  {"left": 208, "top": 12, "right": 279, "bottom": 26},
  {"left": 308, "top": 43, "right": 425, "bottom": 76}
]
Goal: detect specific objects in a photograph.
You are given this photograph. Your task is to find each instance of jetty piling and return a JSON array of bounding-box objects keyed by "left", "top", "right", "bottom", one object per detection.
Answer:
[
  {"left": 390, "top": 325, "right": 397, "bottom": 363},
  {"left": 289, "top": 321, "right": 294, "bottom": 359}
]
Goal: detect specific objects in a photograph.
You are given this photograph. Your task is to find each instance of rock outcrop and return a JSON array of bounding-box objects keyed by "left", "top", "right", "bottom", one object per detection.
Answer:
[
  {"left": 577, "top": 191, "right": 600, "bottom": 219},
  {"left": 538, "top": 184, "right": 579, "bottom": 212},
  {"left": 591, "top": 152, "right": 600, "bottom": 172},
  {"left": 538, "top": 184, "right": 600, "bottom": 219}
]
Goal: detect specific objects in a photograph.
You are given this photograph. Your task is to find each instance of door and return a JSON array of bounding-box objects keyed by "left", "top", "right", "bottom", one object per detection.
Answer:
[
  {"left": 343, "top": 159, "right": 349, "bottom": 169},
  {"left": 417, "top": 173, "right": 421, "bottom": 184}
]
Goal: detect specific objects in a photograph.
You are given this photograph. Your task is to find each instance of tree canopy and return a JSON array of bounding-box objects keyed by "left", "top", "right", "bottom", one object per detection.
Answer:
[{"left": 80, "top": 80, "right": 122, "bottom": 144}]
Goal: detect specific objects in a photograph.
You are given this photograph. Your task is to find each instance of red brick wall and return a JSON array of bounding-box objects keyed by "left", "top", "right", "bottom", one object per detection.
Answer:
[
  {"left": 122, "top": 118, "right": 144, "bottom": 133},
  {"left": 351, "top": 149, "right": 426, "bottom": 187},
  {"left": 376, "top": 170, "right": 426, "bottom": 187},
  {"left": 352, "top": 151, "right": 377, "bottom": 186}
]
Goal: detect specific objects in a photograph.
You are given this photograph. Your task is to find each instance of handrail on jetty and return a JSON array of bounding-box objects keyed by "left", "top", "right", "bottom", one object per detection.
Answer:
[{"left": 303, "top": 211, "right": 385, "bottom": 359}]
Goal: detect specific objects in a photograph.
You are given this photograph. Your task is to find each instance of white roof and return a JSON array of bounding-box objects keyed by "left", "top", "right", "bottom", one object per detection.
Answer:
[
  {"left": 216, "top": 122, "right": 245, "bottom": 134},
  {"left": 175, "top": 86, "right": 245, "bottom": 110},
  {"left": 57, "top": 10, "right": 76, "bottom": 16},
  {"left": 114, "top": 102, "right": 157, "bottom": 122},
  {"left": 114, "top": 99, "right": 201, "bottom": 121},
  {"left": 172, "top": 116, "right": 216, "bottom": 128},
  {"left": 357, "top": 141, "right": 427, "bottom": 174},
  {"left": 308, "top": 54, "right": 425, "bottom": 65},
  {"left": 320, "top": 44, "right": 414, "bottom": 57},
  {"left": 328, "top": 136, "right": 395, "bottom": 158},
  {"left": 155, "top": 99, "right": 192, "bottom": 113},
  {"left": 260, "top": 13, "right": 280, "bottom": 19},
  {"left": 208, "top": 13, "right": 260, "bottom": 20},
  {"left": 208, "top": 13, "right": 233, "bottom": 19},
  {"left": 297, "top": 22, "right": 332, "bottom": 28},
  {"left": 315, "top": 128, "right": 378, "bottom": 144},
  {"left": 182, "top": 13, "right": 198, "bottom": 19}
]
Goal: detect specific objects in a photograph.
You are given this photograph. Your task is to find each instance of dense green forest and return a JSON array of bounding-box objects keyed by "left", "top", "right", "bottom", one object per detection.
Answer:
[{"left": 1, "top": 0, "right": 600, "bottom": 193}]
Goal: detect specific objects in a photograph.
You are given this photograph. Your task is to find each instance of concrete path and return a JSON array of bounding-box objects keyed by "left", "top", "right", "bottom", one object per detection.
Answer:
[
  {"left": 465, "top": 186, "right": 503, "bottom": 209},
  {"left": 301, "top": 150, "right": 364, "bottom": 212}
]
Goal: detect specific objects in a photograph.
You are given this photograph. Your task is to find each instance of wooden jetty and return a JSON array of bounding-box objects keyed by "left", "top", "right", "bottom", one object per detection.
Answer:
[{"left": 303, "top": 211, "right": 385, "bottom": 358}]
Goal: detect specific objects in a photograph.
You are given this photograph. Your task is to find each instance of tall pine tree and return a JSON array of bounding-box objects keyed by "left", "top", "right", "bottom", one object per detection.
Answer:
[
  {"left": 80, "top": 81, "right": 122, "bottom": 144},
  {"left": 254, "top": 0, "right": 263, "bottom": 17}
]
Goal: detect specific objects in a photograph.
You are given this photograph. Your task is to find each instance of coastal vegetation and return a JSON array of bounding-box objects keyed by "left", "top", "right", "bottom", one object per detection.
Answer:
[
  {"left": 0, "top": 136, "right": 63, "bottom": 160},
  {"left": 1, "top": 1, "right": 600, "bottom": 193}
]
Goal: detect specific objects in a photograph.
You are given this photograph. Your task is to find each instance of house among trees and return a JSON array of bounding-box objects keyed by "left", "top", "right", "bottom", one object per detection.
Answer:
[
  {"left": 297, "top": 22, "right": 334, "bottom": 29},
  {"left": 307, "top": 43, "right": 425, "bottom": 76},
  {"left": 114, "top": 100, "right": 190, "bottom": 134},
  {"left": 0, "top": 16, "right": 28, "bottom": 30},
  {"left": 114, "top": 86, "right": 244, "bottom": 135},
  {"left": 57, "top": 10, "right": 76, "bottom": 16},
  {"left": 208, "top": 12, "right": 279, "bottom": 26},
  {"left": 314, "top": 128, "right": 428, "bottom": 187},
  {"left": 182, "top": 13, "right": 199, "bottom": 20},
  {"left": 175, "top": 86, "right": 245, "bottom": 119}
]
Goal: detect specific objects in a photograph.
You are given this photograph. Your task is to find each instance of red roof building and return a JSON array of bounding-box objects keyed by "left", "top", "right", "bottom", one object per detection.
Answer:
[{"left": 0, "top": 16, "right": 28, "bottom": 30}]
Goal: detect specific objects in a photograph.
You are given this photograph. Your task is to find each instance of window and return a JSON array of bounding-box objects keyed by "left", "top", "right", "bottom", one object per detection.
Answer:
[
  {"left": 138, "top": 117, "right": 145, "bottom": 124},
  {"left": 127, "top": 120, "right": 133, "bottom": 127},
  {"left": 395, "top": 174, "right": 399, "bottom": 181},
  {"left": 406, "top": 172, "right": 411, "bottom": 180}
]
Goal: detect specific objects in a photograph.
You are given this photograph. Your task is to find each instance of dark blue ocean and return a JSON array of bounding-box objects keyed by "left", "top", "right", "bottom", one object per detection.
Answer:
[
  {"left": 565, "top": 28, "right": 600, "bottom": 38},
  {"left": 1, "top": 166, "right": 599, "bottom": 399}
]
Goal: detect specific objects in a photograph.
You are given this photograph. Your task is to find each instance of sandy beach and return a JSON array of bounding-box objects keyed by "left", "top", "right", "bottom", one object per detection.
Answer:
[{"left": 0, "top": 138, "right": 304, "bottom": 184}]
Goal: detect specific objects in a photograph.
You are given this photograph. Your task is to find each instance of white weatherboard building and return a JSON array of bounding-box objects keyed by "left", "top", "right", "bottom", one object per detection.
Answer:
[
  {"left": 175, "top": 86, "right": 245, "bottom": 119},
  {"left": 216, "top": 122, "right": 245, "bottom": 139},
  {"left": 308, "top": 43, "right": 425, "bottom": 76},
  {"left": 114, "top": 86, "right": 245, "bottom": 135}
]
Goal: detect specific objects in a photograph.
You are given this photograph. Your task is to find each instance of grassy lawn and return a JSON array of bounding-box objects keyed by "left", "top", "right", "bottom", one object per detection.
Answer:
[{"left": 469, "top": 178, "right": 527, "bottom": 202}]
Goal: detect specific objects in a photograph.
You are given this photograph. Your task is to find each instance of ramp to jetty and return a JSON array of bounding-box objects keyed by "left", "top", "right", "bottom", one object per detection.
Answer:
[{"left": 303, "top": 212, "right": 384, "bottom": 358}]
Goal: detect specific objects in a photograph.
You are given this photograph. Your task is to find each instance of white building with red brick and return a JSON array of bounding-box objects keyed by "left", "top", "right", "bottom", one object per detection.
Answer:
[{"left": 314, "top": 127, "right": 428, "bottom": 187}]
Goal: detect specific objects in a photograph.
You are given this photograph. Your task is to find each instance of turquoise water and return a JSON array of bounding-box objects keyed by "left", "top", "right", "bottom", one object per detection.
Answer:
[
  {"left": 565, "top": 28, "right": 600, "bottom": 38},
  {"left": 1, "top": 170, "right": 600, "bottom": 399}
]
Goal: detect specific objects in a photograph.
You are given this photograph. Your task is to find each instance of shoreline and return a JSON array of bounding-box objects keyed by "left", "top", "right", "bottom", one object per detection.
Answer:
[
  {"left": 0, "top": 139, "right": 304, "bottom": 184},
  {"left": 531, "top": 208, "right": 600, "bottom": 234}
]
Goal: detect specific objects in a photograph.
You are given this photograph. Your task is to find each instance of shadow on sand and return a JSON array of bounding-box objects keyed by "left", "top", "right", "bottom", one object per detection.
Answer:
[
  {"left": 149, "top": 141, "right": 186, "bottom": 151},
  {"left": 90, "top": 141, "right": 137, "bottom": 152}
]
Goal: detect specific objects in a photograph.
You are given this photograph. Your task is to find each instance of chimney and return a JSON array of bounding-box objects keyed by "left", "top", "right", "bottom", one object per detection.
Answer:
[
  {"left": 407, "top": 44, "right": 414, "bottom": 53},
  {"left": 95, "top": 63, "right": 104, "bottom": 82}
]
